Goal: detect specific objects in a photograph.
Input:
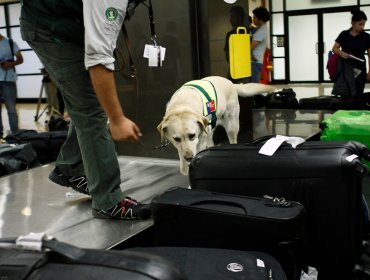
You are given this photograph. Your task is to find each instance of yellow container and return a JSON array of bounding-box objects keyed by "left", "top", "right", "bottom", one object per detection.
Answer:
[{"left": 229, "top": 27, "right": 251, "bottom": 79}]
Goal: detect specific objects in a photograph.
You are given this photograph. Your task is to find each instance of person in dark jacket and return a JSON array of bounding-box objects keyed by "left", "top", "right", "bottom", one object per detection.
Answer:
[
  {"left": 332, "top": 9, "right": 370, "bottom": 97},
  {"left": 20, "top": 0, "right": 151, "bottom": 220}
]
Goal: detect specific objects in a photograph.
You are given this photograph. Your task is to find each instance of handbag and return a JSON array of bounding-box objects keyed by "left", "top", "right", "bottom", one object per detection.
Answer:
[{"left": 327, "top": 51, "right": 339, "bottom": 81}]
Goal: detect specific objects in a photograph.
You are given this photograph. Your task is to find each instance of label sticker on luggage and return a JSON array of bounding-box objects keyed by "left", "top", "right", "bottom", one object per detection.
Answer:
[
  {"left": 346, "top": 154, "right": 358, "bottom": 162},
  {"left": 256, "top": 259, "right": 265, "bottom": 267},
  {"left": 259, "top": 137, "right": 286, "bottom": 156}
]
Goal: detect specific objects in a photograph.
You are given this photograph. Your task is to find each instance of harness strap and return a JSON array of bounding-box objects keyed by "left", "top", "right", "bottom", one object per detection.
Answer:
[{"left": 183, "top": 80, "right": 218, "bottom": 128}]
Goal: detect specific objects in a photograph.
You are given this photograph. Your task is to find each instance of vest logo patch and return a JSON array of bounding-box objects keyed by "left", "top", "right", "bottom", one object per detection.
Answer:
[
  {"left": 206, "top": 100, "right": 216, "bottom": 114},
  {"left": 106, "top": 7, "right": 118, "bottom": 21}
]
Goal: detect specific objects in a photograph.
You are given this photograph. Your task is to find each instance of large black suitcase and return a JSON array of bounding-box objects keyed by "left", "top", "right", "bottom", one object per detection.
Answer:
[
  {"left": 129, "top": 247, "right": 288, "bottom": 280},
  {"left": 151, "top": 187, "right": 307, "bottom": 280},
  {"left": 189, "top": 139, "right": 370, "bottom": 279},
  {"left": 0, "top": 236, "right": 185, "bottom": 280}
]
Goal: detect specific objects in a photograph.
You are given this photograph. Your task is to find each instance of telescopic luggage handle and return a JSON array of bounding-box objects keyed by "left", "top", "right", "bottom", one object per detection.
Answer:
[{"left": 248, "top": 135, "right": 276, "bottom": 146}]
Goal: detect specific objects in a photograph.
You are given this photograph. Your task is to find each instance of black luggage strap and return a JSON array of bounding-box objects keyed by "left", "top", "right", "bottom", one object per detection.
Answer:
[{"left": 0, "top": 237, "right": 185, "bottom": 280}]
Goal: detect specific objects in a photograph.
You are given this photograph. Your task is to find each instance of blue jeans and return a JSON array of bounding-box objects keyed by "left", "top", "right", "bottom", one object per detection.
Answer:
[
  {"left": 251, "top": 62, "right": 263, "bottom": 83},
  {"left": 0, "top": 81, "right": 19, "bottom": 135}
]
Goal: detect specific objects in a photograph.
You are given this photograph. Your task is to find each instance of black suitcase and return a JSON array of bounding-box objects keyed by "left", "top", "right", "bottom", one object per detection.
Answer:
[
  {"left": 0, "top": 236, "right": 185, "bottom": 280},
  {"left": 5, "top": 129, "right": 67, "bottom": 164},
  {"left": 128, "top": 247, "right": 288, "bottom": 280},
  {"left": 151, "top": 187, "right": 307, "bottom": 280},
  {"left": 298, "top": 95, "right": 354, "bottom": 110},
  {"left": 189, "top": 139, "right": 370, "bottom": 279}
]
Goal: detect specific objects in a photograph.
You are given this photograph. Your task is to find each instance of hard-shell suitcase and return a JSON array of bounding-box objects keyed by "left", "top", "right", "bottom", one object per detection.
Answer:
[
  {"left": 189, "top": 139, "right": 370, "bottom": 279},
  {"left": 0, "top": 235, "right": 185, "bottom": 280},
  {"left": 128, "top": 247, "right": 288, "bottom": 280},
  {"left": 321, "top": 110, "right": 370, "bottom": 168},
  {"left": 151, "top": 187, "right": 307, "bottom": 280}
]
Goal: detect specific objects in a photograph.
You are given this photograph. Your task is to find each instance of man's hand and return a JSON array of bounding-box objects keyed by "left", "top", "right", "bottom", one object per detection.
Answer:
[{"left": 109, "top": 116, "right": 142, "bottom": 142}]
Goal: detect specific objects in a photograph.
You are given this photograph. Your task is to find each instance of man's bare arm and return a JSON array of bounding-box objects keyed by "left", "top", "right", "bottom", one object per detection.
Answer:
[{"left": 89, "top": 64, "right": 141, "bottom": 142}]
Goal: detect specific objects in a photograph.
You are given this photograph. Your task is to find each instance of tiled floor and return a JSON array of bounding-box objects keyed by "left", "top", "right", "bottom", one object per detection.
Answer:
[{"left": 2, "top": 103, "right": 48, "bottom": 135}]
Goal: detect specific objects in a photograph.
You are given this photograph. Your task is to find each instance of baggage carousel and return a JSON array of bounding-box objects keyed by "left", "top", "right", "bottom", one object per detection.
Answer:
[{"left": 0, "top": 109, "right": 331, "bottom": 249}]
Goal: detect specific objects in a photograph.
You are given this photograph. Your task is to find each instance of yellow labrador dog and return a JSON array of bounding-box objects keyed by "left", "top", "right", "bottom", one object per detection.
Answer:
[{"left": 157, "top": 76, "right": 274, "bottom": 175}]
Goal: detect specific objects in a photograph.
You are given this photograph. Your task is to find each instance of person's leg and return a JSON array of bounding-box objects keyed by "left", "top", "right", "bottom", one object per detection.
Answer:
[
  {"left": 20, "top": 20, "right": 124, "bottom": 210},
  {"left": 0, "top": 82, "right": 4, "bottom": 136},
  {"left": 251, "top": 62, "right": 263, "bottom": 83},
  {"left": 2, "top": 82, "right": 19, "bottom": 132}
]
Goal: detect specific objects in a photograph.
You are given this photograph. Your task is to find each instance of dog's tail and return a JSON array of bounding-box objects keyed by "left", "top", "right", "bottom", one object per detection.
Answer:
[{"left": 234, "top": 83, "right": 275, "bottom": 97}]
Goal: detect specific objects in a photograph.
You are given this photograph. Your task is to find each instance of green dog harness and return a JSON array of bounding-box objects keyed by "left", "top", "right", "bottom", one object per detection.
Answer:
[{"left": 182, "top": 80, "right": 218, "bottom": 128}]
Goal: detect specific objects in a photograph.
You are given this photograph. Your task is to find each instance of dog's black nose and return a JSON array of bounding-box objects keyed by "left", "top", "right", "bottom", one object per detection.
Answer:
[{"left": 185, "top": 157, "right": 193, "bottom": 162}]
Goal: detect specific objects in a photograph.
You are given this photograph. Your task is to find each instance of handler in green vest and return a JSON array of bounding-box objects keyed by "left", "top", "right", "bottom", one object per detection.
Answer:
[{"left": 20, "top": 0, "right": 151, "bottom": 220}]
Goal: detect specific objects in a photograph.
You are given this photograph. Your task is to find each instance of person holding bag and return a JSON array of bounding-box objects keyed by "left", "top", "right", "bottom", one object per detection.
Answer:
[{"left": 332, "top": 9, "right": 370, "bottom": 98}]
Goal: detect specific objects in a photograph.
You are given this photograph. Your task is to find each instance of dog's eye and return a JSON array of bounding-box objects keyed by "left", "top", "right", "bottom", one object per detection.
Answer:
[
  {"left": 173, "top": 137, "right": 181, "bottom": 142},
  {"left": 188, "top": 134, "right": 196, "bottom": 140}
]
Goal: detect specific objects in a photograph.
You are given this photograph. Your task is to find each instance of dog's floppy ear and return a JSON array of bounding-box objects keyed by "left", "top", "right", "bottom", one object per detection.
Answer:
[
  {"left": 197, "top": 116, "right": 209, "bottom": 133},
  {"left": 157, "top": 120, "right": 168, "bottom": 142}
]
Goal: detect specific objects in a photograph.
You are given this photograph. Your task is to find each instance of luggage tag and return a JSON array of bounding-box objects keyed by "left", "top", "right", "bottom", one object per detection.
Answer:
[
  {"left": 259, "top": 135, "right": 305, "bottom": 156},
  {"left": 143, "top": 44, "right": 166, "bottom": 67},
  {"left": 346, "top": 154, "right": 358, "bottom": 162}
]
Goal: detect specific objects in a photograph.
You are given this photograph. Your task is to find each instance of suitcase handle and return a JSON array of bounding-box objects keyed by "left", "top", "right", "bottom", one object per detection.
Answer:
[
  {"left": 190, "top": 199, "right": 248, "bottom": 214},
  {"left": 248, "top": 135, "right": 276, "bottom": 145}
]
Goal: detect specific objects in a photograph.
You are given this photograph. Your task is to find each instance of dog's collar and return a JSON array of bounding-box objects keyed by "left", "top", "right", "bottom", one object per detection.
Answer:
[{"left": 182, "top": 80, "right": 218, "bottom": 128}]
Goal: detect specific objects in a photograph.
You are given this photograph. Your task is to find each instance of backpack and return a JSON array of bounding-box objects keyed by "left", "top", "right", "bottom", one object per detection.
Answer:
[{"left": 327, "top": 51, "right": 339, "bottom": 81}]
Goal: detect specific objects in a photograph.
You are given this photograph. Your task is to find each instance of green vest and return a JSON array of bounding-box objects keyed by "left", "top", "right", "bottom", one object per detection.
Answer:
[
  {"left": 21, "top": 0, "right": 84, "bottom": 45},
  {"left": 183, "top": 80, "right": 218, "bottom": 128}
]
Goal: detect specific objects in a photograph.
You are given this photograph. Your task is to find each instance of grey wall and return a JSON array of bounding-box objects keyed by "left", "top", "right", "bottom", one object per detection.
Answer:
[
  {"left": 114, "top": 0, "right": 249, "bottom": 159},
  {"left": 115, "top": 0, "right": 198, "bottom": 159}
]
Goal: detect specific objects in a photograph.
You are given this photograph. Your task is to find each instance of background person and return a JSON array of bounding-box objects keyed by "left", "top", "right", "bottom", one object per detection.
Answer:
[
  {"left": 250, "top": 6, "right": 270, "bottom": 83},
  {"left": 332, "top": 9, "right": 370, "bottom": 97},
  {"left": 0, "top": 33, "right": 23, "bottom": 137}
]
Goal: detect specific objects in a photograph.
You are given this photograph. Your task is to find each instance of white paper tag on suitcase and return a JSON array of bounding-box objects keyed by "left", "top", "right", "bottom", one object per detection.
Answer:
[
  {"left": 346, "top": 154, "right": 358, "bottom": 162},
  {"left": 256, "top": 259, "right": 265, "bottom": 267},
  {"left": 259, "top": 135, "right": 305, "bottom": 156},
  {"left": 259, "top": 137, "right": 286, "bottom": 156}
]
